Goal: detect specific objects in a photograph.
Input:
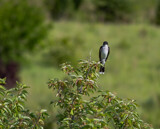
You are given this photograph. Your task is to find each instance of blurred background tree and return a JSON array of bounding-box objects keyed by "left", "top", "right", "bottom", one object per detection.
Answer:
[
  {"left": 0, "top": 0, "right": 49, "bottom": 88},
  {"left": 93, "top": 0, "right": 133, "bottom": 22},
  {"left": 43, "top": 0, "right": 83, "bottom": 19},
  {"left": 155, "top": 0, "right": 160, "bottom": 25}
]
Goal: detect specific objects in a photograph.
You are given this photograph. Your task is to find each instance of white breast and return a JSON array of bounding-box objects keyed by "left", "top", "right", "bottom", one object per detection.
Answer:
[{"left": 101, "top": 45, "right": 109, "bottom": 59}]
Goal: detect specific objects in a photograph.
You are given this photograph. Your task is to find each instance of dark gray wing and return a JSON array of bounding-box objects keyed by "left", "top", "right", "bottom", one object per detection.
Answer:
[
  {"left": 99, "top": 46, "right": 103, "bottom": 61},
  {"left": 105, "top": 46, "right": 110, "bottom": 61}
]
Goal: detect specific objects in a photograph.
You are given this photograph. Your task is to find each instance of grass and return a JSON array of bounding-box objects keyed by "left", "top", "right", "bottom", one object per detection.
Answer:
[{"left": 20, "top": 21, "right": 160, "bottom": 128}]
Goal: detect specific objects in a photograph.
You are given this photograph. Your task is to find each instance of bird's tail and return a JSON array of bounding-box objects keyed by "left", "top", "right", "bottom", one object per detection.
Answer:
[{"left": 99, "top": 65, "right": 105, "bottom": 74}]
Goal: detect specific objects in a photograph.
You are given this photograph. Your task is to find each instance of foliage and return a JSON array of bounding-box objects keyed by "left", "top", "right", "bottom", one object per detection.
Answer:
[
  {"left": 0, "top": 78, "right": 48, "bottom": 128},
  {"left": 93, "top": 0, "right": 133, "bottom": 22},
  {"left": 48, "top": 60, "right": 152, "bottom": 128},
  {"left": 0, "top": 0, "right": 50, "bottom": 87},
  {"left": 43, "top": 0, "right": 158, "bottom": 23},
  {"left": 44, "top": 0, "right": 83, "bottom": 19},
  {"left": 0, "top": 0, "right": 49, "bottom": 63}
]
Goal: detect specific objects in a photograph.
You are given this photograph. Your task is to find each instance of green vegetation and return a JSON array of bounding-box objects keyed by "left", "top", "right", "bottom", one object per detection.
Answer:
[
  {"left": 44, "top": 0, "right": 83, "bottom": 19},
  {"left": 0, "top": 78, "right": 48, "bottom": 128},
  {"left": 94, "top": 0, "right": 132, "bottom": 22},
  {"left": 20, "top": 22, "right": 160, "bottom": 128},
  {"left": 0, "top": 0, "right": 49, "bottom": 62},
  {"left": 43, "top": 0, "right": 158, "bottom": 23},
  {"left": 48, "top": 60, "right": 151, "bottom": 128}
]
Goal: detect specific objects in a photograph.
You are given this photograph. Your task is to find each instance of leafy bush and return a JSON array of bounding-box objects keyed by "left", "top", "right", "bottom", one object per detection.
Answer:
[
  {"left": 0, "top": 78, "right": 48, "bottom": 128},
  {"left": 48, "top": 60, "right": 152, "bottom": 128}
]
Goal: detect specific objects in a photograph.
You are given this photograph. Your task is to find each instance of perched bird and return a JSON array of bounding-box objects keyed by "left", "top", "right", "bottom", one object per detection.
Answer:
[{"left": 99, "top": 41, "right": 110, "bottom": 74}]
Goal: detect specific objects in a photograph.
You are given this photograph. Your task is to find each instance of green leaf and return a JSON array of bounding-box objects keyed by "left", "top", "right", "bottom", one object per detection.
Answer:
[
  {"left": 70, "top": 75, "right": 77, "bottom": 79},
  {"left": 29, "top": 112, "right": 37, "bottom": 119},
  {"left": 3, "top": 107, "right": 8, "bottom": 114},
  {"left": 0, "top": 78, "right": 6, "bottom": 84},
  {"left": 0, "top": 86, "right": 6, "bottom": 91},
  {"left": 4, "top": 98, "right": 13, "bottom": 104},
  {"left": 4, "top": 105, "right": 12, "bottom": 115},
  {"left": 40, "top": 109, "right": 47, "bottom": 113},
  {"left": 22, "top": 121, "right": 28, "bottom": 125},
  {"left": 22, "top": 90, "right": 28, "bottom": 95},
  {"left": 17, "top": 103, "right": 24, "bottom": 110},
  {"left": 123, "top": 114, "right": 128, "bottom": 121},
  {"left": 0, "top": 91, "right": 5, "bottom": 96},
  {"left": 70, "top": 109, "right": 74, "bottom": 115},
  {"left": 39, "top": 119, "right": 44, "bottom": 125},
  {"left": 39, "top": 126, "right": 44, "bottom": 129},
  {"left": 21, "top": 116, "right": 31, "bottom": 121},
  {"left": 63, "top": 118, "right": 71, "bottom": 121},
  {"left": 23, "top": 86, "right": 30, "bottom": 89}
]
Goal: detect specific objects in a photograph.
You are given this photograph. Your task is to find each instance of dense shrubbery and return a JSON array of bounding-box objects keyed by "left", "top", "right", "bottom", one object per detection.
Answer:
[
  {"left": 0, "top": 0, "right": 49, "bottom": 87},
  {"left": 48, "top": 60, "right": 152, "bottom": 128},
  {"left": 0, "top": 78, "right": 48, "bottom": 128}
]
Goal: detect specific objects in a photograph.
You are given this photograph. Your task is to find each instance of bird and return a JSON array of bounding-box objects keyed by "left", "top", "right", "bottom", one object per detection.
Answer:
[{"left": 99, "top": 41, "right": 110, "bottom": 74}]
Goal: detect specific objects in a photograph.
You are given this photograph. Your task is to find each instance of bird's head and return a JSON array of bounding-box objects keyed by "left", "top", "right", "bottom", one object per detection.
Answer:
[{"left": 103, "top": 41, "right": 108, "bottom": 45}]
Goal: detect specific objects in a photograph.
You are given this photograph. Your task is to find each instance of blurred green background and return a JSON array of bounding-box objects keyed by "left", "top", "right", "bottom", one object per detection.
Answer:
[{"left": 0, "top": 0, "right": 160, "bottom": 128}]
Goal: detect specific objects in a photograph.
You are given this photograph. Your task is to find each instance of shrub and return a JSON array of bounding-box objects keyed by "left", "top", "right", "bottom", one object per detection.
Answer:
[
  {"left": 0, "top": 78, "right": 48, "bottom": 128},
  {"left": 48, "top": 60, "right": 152, "bottom": 128}
]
